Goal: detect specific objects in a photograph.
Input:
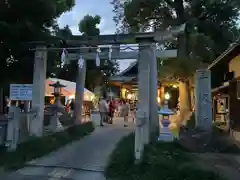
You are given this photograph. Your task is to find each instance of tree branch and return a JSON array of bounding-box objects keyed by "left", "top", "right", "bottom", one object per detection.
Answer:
[
  {"left": 173, "top": 0, "right": 186, "bottom": 23},
  {"left": 164, "top": 0, "right": 174, "bottom": 7}
]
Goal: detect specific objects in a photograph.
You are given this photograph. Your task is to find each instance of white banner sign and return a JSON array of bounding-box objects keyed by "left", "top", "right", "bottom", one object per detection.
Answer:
[{"left": 10, "top": 84, "right": 32, "bottom": 100}]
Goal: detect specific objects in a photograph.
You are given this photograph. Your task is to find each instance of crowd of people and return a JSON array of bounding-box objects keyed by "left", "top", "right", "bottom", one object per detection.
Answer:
[{"left": 98, "top": 97, "right": 135, "bottom": 127}]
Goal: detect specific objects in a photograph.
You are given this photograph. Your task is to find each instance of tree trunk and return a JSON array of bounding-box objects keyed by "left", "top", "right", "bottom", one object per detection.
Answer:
[
  {"left": 177, "top": 23, "right": 193, "bottom": 124},
  {"left": 179, "top": 80, "right": 192, "bottom": 124}
]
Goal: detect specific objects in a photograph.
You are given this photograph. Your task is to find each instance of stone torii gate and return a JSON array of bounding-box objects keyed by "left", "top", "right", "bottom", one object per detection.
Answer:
[{"left": 31, "top": 24, "right": 185, "bottom": 159}]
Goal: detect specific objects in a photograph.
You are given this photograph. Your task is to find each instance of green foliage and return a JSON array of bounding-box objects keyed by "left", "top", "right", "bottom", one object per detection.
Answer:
[
  {"left": 0, "top": 0, "right": 75, "bottom": 87},
  {"left": 105, "top": 133, "right": 135, "bottom": 178},
  {"left": 79, "top": 15, "right": 101, "bottom": 36},
  {"left": 56, "top": 25, "right": 73, "bottom": 39},
  {"left": 105, "top": 133, "right": 224, "bottom": 180},
  {"left": 55, "top": 25, "right": 79, "bottom": 81},
  {"left": 0, "top": 122, "right": 94, "bottom": 170},
  {"left": 59, "top": 112, "right": 75, "bottom": 126},
  {"left": 77, "top": 14, "right": 119, "bottom": 92},
  {"left": 111, "top": 0, "right": 240, "bottom": 80}
]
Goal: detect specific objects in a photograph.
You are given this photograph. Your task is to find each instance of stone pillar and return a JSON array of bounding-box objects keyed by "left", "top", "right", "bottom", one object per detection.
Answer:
[
  {"left": 134, "top": 43, "right": 151, "bottom": 162},
  {"left": 6, "top": 107, "right": 20, "bottom": 151},
  {"left": 195, "top": 69, "right": 212, "bottom": 131},
  {"left": 24, "top": 101, "right": 31, "bottom": 137},
  {"left": 149, "top": 44, "right": 159, "bottom": 137},
  {"left": 179, "top": 81, "right": 191, "bottom": 122},
  {"left": 137, "top": 43, "right": 151, "bottom": 145},
  {"left": 135, "top": 110, "right": 145, "bottom": 163},
  {"left": 31, "top": 45, "right": 47, "bottom": 136},
  {"left": 74, "top": 60, "right": 87, "bottom": 124}
]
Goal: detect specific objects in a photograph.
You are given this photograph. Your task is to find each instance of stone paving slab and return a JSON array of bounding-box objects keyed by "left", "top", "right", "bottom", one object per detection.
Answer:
[
  {"left": 8, "top": 166, "right": 106, "bottom": 180},
  {"left": 2, "top": 118, "right": 134, "bottom": 180}
]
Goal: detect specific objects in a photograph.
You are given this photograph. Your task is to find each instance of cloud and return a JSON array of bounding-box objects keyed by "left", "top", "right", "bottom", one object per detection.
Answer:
[{"left": 58, "top": 0, "right": 116, "bottom": 35}]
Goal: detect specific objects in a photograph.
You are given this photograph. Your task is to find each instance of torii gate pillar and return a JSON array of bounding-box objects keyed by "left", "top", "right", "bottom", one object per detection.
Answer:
[
  {"left": 149, "top": 44, "right": 159, "bottom": 136},
  {"left": 135, "top": 42, "right": 158, "bottom": 161},
  {"left": 31, "top": 45, "right": 47, "bottom": 136},
  {"left": 137, "top": 42, "right": 151, "bottom": 145},
  {"left": 74, "top": 59, "right": 87, "bottom": 124}
]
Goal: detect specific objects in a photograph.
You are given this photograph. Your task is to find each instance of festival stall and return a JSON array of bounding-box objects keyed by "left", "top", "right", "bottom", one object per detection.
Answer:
[
  {"left": 45, "top": 78, "right": 95, "bottom": 116},
  {"left": 45, "top": 78, "right": 94, "bottom": 101}
]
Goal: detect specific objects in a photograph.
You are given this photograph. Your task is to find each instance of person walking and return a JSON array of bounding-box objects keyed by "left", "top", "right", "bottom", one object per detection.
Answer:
[
  {"left": 5, "top": 96, "right": 11, "bottom": 115},
  {"left": 121, "top": 100, "right": 129, "bottom": 127},
  {"left": 108, "top": 99, "right": 115, "bottom": 124},
  {"left": 117, "top": 100, "right": 121, "bottom": 117},
  {"left": 19, "top": 101, "right": 24, "bottom": 112},
  {"left": 129, "top": 100, "right": 135, "bottom": 122},
  {"left": 132, "top": 101, "right": 137, "bottom": 123},
  {"left": 98, "top": 97, "right": 108, "bottom": 126}
]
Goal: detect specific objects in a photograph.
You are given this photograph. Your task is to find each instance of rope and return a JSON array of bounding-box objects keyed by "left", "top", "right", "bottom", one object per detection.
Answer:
[{"left": 29, "top": 43, "right": 156, "bottom": 52}]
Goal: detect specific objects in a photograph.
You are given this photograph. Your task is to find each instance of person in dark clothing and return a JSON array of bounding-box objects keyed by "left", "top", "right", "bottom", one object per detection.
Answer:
[
  {"left": 70, "top": 100, "right": 75, "bottom": 111},
  {"left": 5, "top": 96, "right": 10, "bottom": 114},
  {"left": 108, "top": 100, "right": 115, "bottom": 124},
  {"left": 19, "top": 101, "right": 24, "bottom": 112}
]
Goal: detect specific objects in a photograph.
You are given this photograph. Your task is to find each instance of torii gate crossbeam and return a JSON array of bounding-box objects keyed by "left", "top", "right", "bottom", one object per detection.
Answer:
[{"left": 67, "top": 49, "right": 177, "bottom": 60}]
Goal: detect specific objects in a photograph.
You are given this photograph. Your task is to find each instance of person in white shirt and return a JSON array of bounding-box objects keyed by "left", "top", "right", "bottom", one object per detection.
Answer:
[
  {"left": 121, "top": 100, "right": 130, "bottom": 127},
  {"left": 98, "top": 97, "right": 109, "bottom": 126}
]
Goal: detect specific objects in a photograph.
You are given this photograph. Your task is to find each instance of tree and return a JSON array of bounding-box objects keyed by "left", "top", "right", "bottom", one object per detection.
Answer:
[
  {"left": 79, "top": 15, "right": 101, "bottom": 36},
  {"left": 53, "top": 25, "right": 78, "bottom": 81},
  {"left": 78, "top": 15, "right": 119, "bottom": 93},
  {"left": 78, "top": 15, "right": 102, "bottom": 92},
  {"left": 56, "top": 25, "right": 73, "bottom": 40},
  {"left": 111, "top": 0, "right": 240, "bottom": 118},
  {"left": 112, "top": 0, "right": 240, "bottom": 63},
  {"left": 0, "top": 0, "right": 75, "bottom": 86}
]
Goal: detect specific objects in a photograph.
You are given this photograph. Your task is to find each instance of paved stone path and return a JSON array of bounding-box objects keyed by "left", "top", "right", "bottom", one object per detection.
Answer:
[{"left": 2, "top": 118, "right": 134, "bottom": 180}]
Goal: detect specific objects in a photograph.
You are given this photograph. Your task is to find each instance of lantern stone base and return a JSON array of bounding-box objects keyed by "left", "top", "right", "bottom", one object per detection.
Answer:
[
  {"left": 49, "top": 113, "right": 63, "bottom": 132},
  {"left": 91, "top": 110, "right": 101, "bottom": 127},
  {"left": 158, "top": 127, "right": 174, "bottom": 142}
]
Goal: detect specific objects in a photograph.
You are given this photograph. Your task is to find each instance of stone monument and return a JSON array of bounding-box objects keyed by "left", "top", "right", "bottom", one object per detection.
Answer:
[
  {"left": 195, "top": 69, "right": 212, "bottom": 131},
  {"left": 6, "top": 106, "right": 20, "bottom": 151}
]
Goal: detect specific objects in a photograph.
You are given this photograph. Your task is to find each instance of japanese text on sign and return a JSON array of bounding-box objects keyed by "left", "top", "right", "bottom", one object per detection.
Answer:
[{"left": 9, "top": 84, "right": 32, "bottom": 100}]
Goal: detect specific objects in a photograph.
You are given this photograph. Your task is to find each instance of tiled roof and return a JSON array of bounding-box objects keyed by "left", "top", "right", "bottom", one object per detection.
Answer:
[
  {"left": 118, "top": 61, "right": 137, "bottom": 76},
  {"left": 208, "top": 40, "right": 240, "bottom": 69}
]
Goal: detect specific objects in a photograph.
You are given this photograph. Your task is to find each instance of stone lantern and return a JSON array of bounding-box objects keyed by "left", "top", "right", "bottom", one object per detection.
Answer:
[
  {"left": 50, "top": 81, "right": 65, "bottom": 105},
  {"left": 48, "top": 81, "right": 65, "bottom": 132},
  {"left": 158, "top": 93, "right": 174, "bottom": 142}
]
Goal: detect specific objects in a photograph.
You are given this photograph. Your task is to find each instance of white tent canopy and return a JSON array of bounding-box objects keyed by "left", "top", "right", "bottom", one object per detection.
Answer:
[{"left": 45, "top": 78, "right": 95, "bottom": 101}]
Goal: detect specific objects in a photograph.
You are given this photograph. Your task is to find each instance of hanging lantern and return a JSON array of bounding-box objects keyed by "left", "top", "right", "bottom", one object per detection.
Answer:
[
  {"left": 96, "top": 53, "right": 100, "bottom": 67},
  {"left": 96, "top": 47, "right": 101, "bottom": 67},
  {"left": 108, "top": 45, "right": 112, "bottom": 61},
  {"left": 61, "top": 48, "right": 69, "bottom": 66},
  {"left": 78, "top": 56, "right": 84, "bottom": 69}
]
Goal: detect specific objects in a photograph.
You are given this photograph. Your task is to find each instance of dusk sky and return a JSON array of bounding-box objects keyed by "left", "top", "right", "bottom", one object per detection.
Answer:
[{"left": 58, "top": 0, "right": 135, "bottom": 72}]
